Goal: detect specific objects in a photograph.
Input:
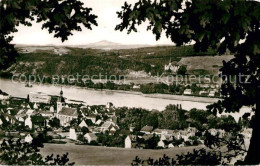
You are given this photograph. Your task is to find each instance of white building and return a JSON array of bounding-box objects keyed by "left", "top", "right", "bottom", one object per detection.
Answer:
[
  {"left": 49, "top": 106, "right": 55, "bottom": 112},
  {"left": 157, "top": 140, "right": 165, "bottom": 148},
  {"left": 69, "top": 128, "right": 77, "bottom": 140},
  {"left": 84, "top": 133, "right": 97, "bottom": 143},
  {"left": 33, "top": 103, "right": 38, "bottom": 109},
  {"left": 79, "top": 120, "right": 88, "bottom": 128},
  {"left": 133, "top": 85, "right": 140, "bottom": 89},
  {"left": 25, "top": 116, "right": 32, "bottom": 129},
  {"left": 168, "top": 143, "right": 175, "bottom": 148},
  {"left": 183, "top": 89, "right": 192, "bottom": 95},
  {"left": 164, "top": 59, "right": 179, "bottom": 73},
  {"left": 95, "top": 119, "right": 102, "bottom": 126},
  {"left": 0, "top": 94, "right": 9, "bottom": 100},
  {"left": 26, "top": 109, "right": 34, "bottom": 116},
  {"left": 100, "top": 121, "right": 113, "bottom": 132},
  {"left": 208, "top": 90, "right": 216, "bottom": 97},
  {"left": 125, "top": 135, "right": 132, "bottom": 148},
  {"left": 25, "top": 134, "right": 33, "bottom": 143}
]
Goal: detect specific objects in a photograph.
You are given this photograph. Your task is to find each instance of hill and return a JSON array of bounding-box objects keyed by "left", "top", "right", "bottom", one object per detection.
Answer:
[
  {"left": 2, "top": 44, "right": 232, "bottom": 81},
  {"left": 72, "top": 40, "right": 152, "bottom": 50}
]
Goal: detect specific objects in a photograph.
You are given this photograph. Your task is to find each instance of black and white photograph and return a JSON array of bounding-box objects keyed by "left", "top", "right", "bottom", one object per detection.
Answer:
[{"left": 0, "top": 0, "right": 260, "bottom": 165}]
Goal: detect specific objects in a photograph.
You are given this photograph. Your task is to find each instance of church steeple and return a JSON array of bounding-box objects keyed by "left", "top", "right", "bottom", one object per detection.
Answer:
[
  {"left": 60, "top": 86, "right": 63, "bottom": 97},
  {"left": 57, "top": 86, "right": 65, "bottom": 113}
]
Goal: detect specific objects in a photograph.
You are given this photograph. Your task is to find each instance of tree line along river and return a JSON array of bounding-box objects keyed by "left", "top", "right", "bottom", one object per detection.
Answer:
[{"left": 0, "top": 78, "right": 250, "bottom": 121}]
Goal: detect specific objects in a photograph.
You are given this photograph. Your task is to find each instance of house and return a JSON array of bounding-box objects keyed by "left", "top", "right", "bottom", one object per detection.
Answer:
[
  {"left": 172, "top": 131, "right": 181, "bottom": 140},
  {"left": 153, "top": 129, "right": 164, "bottom": 135},
  {"left": 79, "top": 120, "right": 88, "bottom": 128},
  {"left": 25, "top": 134, "right": 33, "bottom": 143},
  {"left": 26, "top": 104, "right": 31, "bottom": 109},
  {"left": 198, "top": 84, "right": 210, "bottom": 88},
  {"left": 100, "top": 121, "right": 116, "bottom": 132},
  {"left": 86, "top": 115, "right": 96, "bottom": 124},
  {"left": 208, "top": 90, "right": 216, "bottom": 97},
  {"left": 25, "top": 116, "right": 32, "bottom": 129},
  {"left": 0, "top": 119, "right": 2, "bottom": 125},
  {"left": 108, "top": 115, "right": 117, "bottom": 124},
  {"left": 124, "top": 135, "right": 137, "bottom": 148},
  {"left": 26, "top": 109, "right": 34, "bottom": 116},
  {"left": 168, "top": 143, "right": 175, "bottom": 148},
  {"left": 0, "top": 94, "right": 9, "bottom": 100},
  {"left": 157, "top": 140, "right": 165, "bottom": 148},
  {"left": 84, "top": 133, "right": 97, "bottom": 143},
  {"left": 125, "top": 135, "right": 132, "bottom": 148},
  {"left": 178, "top": 143, "right": 185, "bottom": 147},
  {"left": 39, "top": 111, "right": 54, "bottom": 118},
  {"left": 69, "top": 128, "right": 77, "bottom": 140},
  {"left": 50, "top": 106, "right": 55, "bottom": 112},
  {"left": 161, "top": 134, "right": 171, "bottom": 141},
  {"left": 153, "top": 129, "right": 174, "bottom": 136},
  {"left": 56, "top": 107, "right": 78, "bottom": 126},
  {"left": 17, "top": 109, "right": 25, "bottom": 115},
  {"left": 109, "top": 125, "right": 119, "bottom": 135},
  {"left": 16, "top": 116, "right": 24, "bottom": 122},
  {"left": 133, "top": 85, "right": 140, "bottom": 89},
  {"left": 140, "top": 126, "right": 153, "bottom": 134},
  {"left": 33, "top": 103, "right": 38, "bottom": 109},
  {"left": 183, "top": 89, "right": 192, "bottom": 95},
  {"left": 199, "top": 90, "right": 208, "bottom": 96},
  {"left": 95, "top": 119, "right": 102, "bottom": 126}
]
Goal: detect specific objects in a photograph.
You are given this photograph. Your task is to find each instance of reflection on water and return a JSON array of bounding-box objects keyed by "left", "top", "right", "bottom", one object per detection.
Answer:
[{"left": 0, "top": 78, "right": 250, "bottom": 121}]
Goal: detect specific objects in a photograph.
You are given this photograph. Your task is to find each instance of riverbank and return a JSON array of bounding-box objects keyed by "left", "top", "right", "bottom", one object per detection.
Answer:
[{"left": 1, "top": 78, "right": 220, "bottom": 104}]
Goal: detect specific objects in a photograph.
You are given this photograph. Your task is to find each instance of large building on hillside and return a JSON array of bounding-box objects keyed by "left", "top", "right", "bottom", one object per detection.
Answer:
[{"left": 164, "top": 58, "right": 179, "bottom": 73}]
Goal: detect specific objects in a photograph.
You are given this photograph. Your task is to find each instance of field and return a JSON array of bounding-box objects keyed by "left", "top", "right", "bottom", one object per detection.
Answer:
[{"left": 40, "top": 143, "right": 203, "bottom": 165}]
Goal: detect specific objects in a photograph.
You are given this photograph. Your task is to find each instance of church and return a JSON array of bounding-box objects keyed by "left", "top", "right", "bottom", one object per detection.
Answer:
[{"left": 55, "top": 88, "right": 78, "bottom": 126}]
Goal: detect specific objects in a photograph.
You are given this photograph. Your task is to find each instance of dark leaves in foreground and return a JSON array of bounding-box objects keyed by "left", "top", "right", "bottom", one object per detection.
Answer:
[
  {"left": 131, "top": 148, "right": 222, "bottom": 165},
  {"left": 0, "top": 137, "right": 75, "bottom": 165}
]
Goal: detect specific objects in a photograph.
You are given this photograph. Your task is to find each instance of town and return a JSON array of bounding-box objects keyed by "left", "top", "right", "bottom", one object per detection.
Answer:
[{"left": 0, "top": 88, "right": 251, "bottom": 151}]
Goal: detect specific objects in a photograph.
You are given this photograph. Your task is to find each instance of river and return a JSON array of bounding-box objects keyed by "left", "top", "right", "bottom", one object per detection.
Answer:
[{"left": 0, "top": 78, "right": 250, "bottom": 120}]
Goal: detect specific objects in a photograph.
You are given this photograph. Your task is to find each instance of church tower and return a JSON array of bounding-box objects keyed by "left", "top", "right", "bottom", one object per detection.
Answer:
[{"left": 57, "top": 87, "right": 65, "bottom": 113}]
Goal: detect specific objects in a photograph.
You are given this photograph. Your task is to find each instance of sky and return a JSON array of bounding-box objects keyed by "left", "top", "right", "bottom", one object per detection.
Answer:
[{"left": 12, "top": 0, "right": 173, "bottom": 46}]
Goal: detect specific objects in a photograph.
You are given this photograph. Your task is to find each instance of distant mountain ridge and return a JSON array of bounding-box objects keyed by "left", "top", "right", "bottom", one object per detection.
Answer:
[
  {"left": 15, "top": 40, "right": 174, "bottom": 50},
  {"left": 72, "top": 40, "right": 152, "bottom": 50}
]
